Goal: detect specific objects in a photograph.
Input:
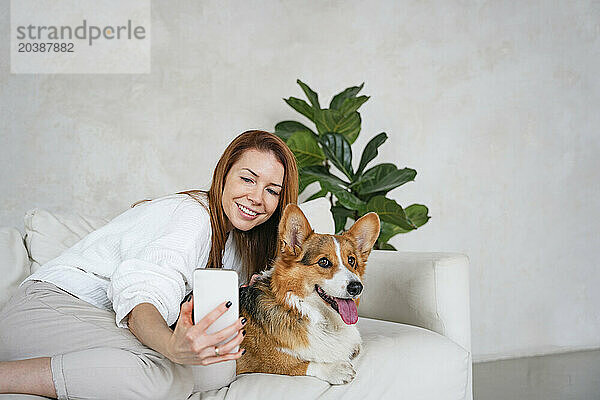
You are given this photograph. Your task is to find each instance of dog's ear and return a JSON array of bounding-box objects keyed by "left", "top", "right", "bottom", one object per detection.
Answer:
[
  {"left": 279, "top": 204, "right": 313, "bottom": 256},
  {"left": 344, "top": 212, "right": 380, "bottom": 257}
]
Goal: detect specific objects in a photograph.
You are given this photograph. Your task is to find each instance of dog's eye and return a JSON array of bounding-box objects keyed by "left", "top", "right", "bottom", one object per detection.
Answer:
[
  {"left": 348, "top": 256, "right": 356, "bottom": 268},
  {"left": 317, "top": 257, "right": 332, "bottom": 268}
]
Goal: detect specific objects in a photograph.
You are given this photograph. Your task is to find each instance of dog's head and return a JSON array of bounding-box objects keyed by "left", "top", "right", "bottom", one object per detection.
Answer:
[{"left": 271, "top": 204, "right": 380, "bottom": 325}]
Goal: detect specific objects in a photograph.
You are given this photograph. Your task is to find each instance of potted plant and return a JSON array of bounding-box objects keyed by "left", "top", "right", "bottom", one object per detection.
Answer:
[{"left": 274, "top": 80, "right": 430, "bottom": 250}]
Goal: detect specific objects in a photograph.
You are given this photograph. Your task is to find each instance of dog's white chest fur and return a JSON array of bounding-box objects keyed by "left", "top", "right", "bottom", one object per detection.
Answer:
[
  {"left": 279, "top": 293, "right": 362, "bottom": 363},
  {"left": 305, "top": 318, "right": 362, "bottom": 362}
]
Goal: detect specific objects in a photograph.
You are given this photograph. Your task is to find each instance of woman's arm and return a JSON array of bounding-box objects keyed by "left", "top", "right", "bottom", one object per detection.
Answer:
[
  {"left": 127, "top": 297, "right": 247, "bottom": 365},
  {"left": 128, "top": 302, "right": 175, "bottom": 360}
]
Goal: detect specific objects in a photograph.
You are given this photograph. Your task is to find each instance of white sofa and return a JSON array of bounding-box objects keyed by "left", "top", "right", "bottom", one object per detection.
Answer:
[{"left": 0, "top": 198, "right": 472, "bottom": 400}]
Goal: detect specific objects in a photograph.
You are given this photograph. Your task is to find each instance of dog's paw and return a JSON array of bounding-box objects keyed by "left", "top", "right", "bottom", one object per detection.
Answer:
[
  {"left": 306, "top": 361, "right": 356, "bottom": 385},
  {"left": 350, "top": 343, "right": 362, "bottom": 360}
]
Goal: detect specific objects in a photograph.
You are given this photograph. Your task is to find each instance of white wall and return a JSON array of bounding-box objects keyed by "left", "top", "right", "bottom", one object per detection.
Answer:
[{"left": 1, "top": 0, "right": 598, "bottom": 362}]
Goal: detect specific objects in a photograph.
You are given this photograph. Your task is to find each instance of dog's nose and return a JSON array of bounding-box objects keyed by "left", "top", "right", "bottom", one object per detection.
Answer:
[{"left": 347, "top": 281, "right": 363, "bottom": 296}]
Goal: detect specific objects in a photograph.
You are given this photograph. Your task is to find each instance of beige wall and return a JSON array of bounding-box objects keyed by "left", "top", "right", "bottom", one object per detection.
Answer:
[{"left": 1, "top": 0, "right": 599, "bottom": 362}]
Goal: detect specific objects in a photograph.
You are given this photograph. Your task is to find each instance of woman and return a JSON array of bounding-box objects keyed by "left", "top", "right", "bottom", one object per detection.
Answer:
[{"left": 0, "top": 130, "right": 299, "bottom": 399}]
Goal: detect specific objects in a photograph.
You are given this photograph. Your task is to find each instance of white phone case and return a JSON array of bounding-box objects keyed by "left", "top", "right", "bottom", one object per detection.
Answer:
[{"left": 193, "top": 269, "right": 239, "bottom": 353}]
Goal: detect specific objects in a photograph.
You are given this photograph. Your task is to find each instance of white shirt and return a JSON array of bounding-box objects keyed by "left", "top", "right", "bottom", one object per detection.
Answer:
[{"left": 23, "top": 193, "right": 243, "bottom": 328}]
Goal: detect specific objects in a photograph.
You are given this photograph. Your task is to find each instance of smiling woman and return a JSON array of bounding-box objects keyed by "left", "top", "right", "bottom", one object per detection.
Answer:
[
  {"left": 0, "top": 130, "right": 299, "bottom": 399},
  {"left": 222, "top": 149, "right": 284, "bottom": 232},
  {"left": 185, "top": 130, "right": 299, "bottom": 284}
]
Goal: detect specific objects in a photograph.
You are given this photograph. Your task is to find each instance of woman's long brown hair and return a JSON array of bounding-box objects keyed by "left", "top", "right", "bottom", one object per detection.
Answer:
[{"left": 132, "top": 130, "right": 299, "bottom": 282}]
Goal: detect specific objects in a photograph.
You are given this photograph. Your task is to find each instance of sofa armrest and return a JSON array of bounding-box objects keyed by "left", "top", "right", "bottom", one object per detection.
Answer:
[{"left": 358, "top": 250, "right": 471, "bottom": 352}]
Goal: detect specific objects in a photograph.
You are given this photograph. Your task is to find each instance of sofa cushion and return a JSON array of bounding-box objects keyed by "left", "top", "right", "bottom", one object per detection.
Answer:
[
  {"left": 194, "top": 317, "right": 471, "bottom": 400},
  {"left": 0, "top": 320, "right": 471, "bottom": 400},
  {"left": 24, "top": 208, "right": 110, "bottom": 273},
  {"left": 0, "top": 228, "right": 30, "bottom": 309},
  {"left": 0, "top": 315, "right": 471, "bottom": 400}
]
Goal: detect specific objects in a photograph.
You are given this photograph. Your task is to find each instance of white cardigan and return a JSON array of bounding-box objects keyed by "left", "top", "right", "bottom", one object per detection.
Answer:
[{"left": 22, "top": 193, "right": 243, "bottom": 329}]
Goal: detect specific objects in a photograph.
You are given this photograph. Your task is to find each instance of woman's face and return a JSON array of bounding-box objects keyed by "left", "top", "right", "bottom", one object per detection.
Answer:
[{"left": 222, "top": 149, "right": 285, "bottom": 232}]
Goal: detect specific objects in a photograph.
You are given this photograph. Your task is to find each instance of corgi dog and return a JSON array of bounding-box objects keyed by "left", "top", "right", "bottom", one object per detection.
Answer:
[{"left": 236, "top": 204, "right": 380, "bottom": 384}]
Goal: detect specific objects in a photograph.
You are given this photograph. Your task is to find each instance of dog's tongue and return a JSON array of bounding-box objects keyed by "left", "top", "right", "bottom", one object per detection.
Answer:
[{"left": 335, "top": 298, "right": 358, "bottom": 325}]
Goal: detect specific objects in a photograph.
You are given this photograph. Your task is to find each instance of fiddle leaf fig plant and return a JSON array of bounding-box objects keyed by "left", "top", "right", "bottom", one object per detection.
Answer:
[{"left": 275, "top": 79, "right": 430, "bottom": 250}]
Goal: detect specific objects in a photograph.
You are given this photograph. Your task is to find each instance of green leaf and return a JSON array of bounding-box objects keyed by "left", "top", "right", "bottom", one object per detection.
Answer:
[
  {"left": 356, "top": 132, "right": 387, "bottom": 176},
  {"left": 339, "top": 95, "right": 370, "bottom": 117},
  {"left": 320, "top": 181, "right": 365, "bottom": 211},
  {"left": 376, "top": 242, "right": 397, "bottom": 251},
  {"left": 353, "top": 164, "right": 416, "bottom": 196},
  {"left": 305, "top": 187, "right": 328, "bottom": 202},
  {"left": 366, "top": 196, "right": 416, "bottom": 230},
  {"left": 331, "top": 205, "right": 355, "bottom": 234},
  {"left": 405, "top": 204, "right": 431, "bottom": 228},
  {"left": 378, "top": 220, "right": 409, "bottom": 243},
  {"left": 274, "top": 121, "right": 316, "bottom": 141},
  {"left": 284, "top": 97, "right": 315, "bottom": 122},
  {"left": 330, "top": 83, "right": 365, "bottom": 110},
  {"left": 287, "top": 131, "right": 325, "bottom": 168},
  {"left": 296, "top": 79, "right": 320, "bottom": 110},
  {"left": 375, "top": 204, "right": 430, "bottom": 243},
  {"left": 298, "top": 171, "right": 318, "bottom": 195},
  {"left": 301, "top": 165, "right": 350, "bottom": 188},
  {"left": 314, "top": 109, "right": 361, "bottom": 144},
  {"left": 319, "top": 133, "right": 354, "bottom": 180}
]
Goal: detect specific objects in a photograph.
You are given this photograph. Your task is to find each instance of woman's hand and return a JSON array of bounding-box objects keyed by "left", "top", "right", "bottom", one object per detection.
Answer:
[{"left": 166, "top": 296, "right": 246, "bottom": 365}]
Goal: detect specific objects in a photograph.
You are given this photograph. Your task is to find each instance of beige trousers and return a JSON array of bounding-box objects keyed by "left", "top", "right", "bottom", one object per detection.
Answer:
[{"left": 0, "top": 280, "right": 194, "bottom": 400}]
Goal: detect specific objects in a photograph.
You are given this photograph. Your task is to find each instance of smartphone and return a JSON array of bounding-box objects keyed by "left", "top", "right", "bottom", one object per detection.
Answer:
[{"left": 192, "top": 268, "right": 239, "bottom": 353}]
